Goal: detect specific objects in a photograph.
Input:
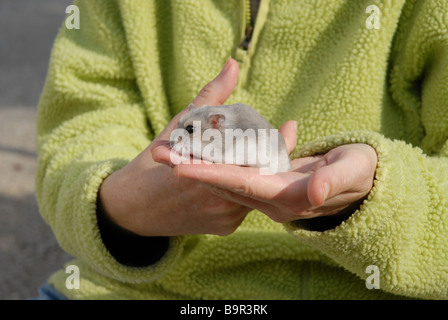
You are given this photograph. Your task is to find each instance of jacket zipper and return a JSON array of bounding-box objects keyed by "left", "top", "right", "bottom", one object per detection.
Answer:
[
  {"left": 239, "top": 0, "right": 254, "bottom": 50},
  {"left": 235, "top": 0, "right": 267, "bottom": 88}
]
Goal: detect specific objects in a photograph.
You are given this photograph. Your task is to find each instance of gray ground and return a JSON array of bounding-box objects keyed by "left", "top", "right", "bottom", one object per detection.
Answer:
[{"left": 0, "top": 0, "right": 74, "bottom": 299}]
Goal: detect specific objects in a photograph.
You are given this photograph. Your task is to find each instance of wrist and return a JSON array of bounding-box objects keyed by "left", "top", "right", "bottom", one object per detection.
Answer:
[
  {"left": 98, "top": 168, "right": 133, "bottom": 230},
  {"left": 98, "top": 152, "right": 183, "bottom": 237},
  {"left": 97, "top": 188, "right": 170, "bottom": 267}
]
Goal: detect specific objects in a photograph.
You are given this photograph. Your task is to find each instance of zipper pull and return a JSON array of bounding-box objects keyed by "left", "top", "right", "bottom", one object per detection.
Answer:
[{"left": 239, "top": 25, "right": 254, "bottom": 50}]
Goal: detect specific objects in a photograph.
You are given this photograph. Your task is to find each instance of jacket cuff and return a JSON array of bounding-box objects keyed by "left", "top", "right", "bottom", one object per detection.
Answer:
[
  {"left": 284, "top": 131, "right": 399, "bottom": 275},
  {"left": 70, "top": 158, "right": 191, "bottom": 283}
]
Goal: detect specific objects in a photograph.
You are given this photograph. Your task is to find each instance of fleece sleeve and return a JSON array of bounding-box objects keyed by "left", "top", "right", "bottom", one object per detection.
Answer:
[
  {"left": 36, "top": 0, "right": 187, "bottom": 283},
  {"left": 284, "top": 1, "right": 448, "bottom": 300}
]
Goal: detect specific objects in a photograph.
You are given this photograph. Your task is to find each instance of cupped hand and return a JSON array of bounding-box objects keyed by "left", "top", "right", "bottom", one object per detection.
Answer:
[
  {"left": 99, "top": 58, "right": 254, "bottom": 237},
  {"left": 160, "top": 142, "right": 377, "bottom": 224}
]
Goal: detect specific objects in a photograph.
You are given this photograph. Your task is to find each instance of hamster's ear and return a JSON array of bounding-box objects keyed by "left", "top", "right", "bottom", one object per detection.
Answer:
[{"left": 208, "top": 114, "right": 225, "bottom": 129}]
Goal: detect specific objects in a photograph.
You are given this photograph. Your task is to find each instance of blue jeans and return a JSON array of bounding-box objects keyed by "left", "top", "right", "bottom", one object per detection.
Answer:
[{"left": 33, "top": 283, "right": 67, "bottom": 300}]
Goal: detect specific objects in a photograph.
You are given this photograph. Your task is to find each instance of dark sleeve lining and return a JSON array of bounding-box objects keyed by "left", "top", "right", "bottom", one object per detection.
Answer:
[{"left": 96, "top": 199, "right": 170, "bottom": 267}]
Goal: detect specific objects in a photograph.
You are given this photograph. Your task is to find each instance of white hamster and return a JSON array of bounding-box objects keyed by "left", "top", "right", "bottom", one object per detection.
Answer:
[{"left": 170, "top": 103, "right": 291, "bottom": 173}]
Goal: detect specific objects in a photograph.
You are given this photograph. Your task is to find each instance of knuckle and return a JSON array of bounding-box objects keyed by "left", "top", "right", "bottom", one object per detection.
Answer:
[
  {"left": 197, "top": 84, "right": 213, "bottom": 100},
  {"left": 234, "top": 172, "right": 257, "bottom": 196},
  {"left": 215, "top": 211, "right": 246, "bottom": 236},
  {"left": 270, "top": 215, "right": 289, "bottom": 224},
  {"left": 215, "top": 225, "right": 238, "bottom": 237},
  {"left": 209, "top": 186, "right": 231, "bottom": 198},
  {"left": 267, "top": 207, "right": 289, "bottom": 224}
]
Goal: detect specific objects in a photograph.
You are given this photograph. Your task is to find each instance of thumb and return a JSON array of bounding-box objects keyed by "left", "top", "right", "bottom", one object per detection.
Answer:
[
  {"left": 152, "top": 58, "right": 239, "bottom": 154},
  {"left": 192, "top": 57, "right": 239, "bottom": 108},
  {"left": 279, "top": 120, "right": 298, "bottom": 154},
  {"left": 307, "top": 158, "right": 353, "bottom": 207},
  {"left": 155, "top": 58, "right": 239, "bottom": 141}
]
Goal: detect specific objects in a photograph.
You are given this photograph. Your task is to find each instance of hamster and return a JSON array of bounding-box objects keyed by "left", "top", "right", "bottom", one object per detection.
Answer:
[{"left": 170, "top": 103, "right": 291, "bottom": 173}]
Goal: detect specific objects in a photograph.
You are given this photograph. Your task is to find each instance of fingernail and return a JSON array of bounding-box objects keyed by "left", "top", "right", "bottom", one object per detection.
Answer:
[
  {"left": 219, "top": 56, "right": 232, "bottom": 75},
  {"left": 293, "top": 121, "right": 298, "bottom": 130}
]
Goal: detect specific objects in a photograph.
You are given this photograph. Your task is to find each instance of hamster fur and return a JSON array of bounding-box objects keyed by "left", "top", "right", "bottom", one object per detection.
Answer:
[{"left": 171, "top": 103, "right": 291, "bottom": 173}]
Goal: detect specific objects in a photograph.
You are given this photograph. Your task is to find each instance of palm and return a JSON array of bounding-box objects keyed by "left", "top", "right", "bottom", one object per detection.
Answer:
[{"left": 169, "top": 143, "right": 377, "bottom": 223}]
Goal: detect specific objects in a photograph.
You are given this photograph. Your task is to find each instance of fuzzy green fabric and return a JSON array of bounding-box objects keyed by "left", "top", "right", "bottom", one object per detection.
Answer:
[{"left": 36, "top": 0, "right": 448, "bottom": 299}]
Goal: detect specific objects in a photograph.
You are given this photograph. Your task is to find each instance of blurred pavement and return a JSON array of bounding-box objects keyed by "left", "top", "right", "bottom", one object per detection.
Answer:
[{"left": 0, "top": 0, "right": 73, "bottom": 299}]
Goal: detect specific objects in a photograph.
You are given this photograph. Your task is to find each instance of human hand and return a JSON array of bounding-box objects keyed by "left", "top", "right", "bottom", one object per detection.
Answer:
[
  {"left": 164, "top": 143, "right": 377, "bottom": 224},
  {"left": 99, "top": 58, "right": 254, "bottom": 237}
]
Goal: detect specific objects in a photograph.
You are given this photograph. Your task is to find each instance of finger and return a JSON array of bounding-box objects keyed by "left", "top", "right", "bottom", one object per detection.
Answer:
[
  {"left": 154, "top": 59, "right": 238, "bottom": 143},
  {"left": 173, "top": 163, "right": 283, "bottom": 200},
  {"left": 151, "top": 141, "right": 199, "bottom": 167},
  {"left": 289, "top": 155, "right": 325, "bottom": 173},
  {"left": 307, "top": 157, "right": 356, "bottom": 206},
  {"left": 174, "top": 163, "right": 254, "bottom": 191},
  {"left": 278, "top": 120, "right": 298, "bottom": 154},
  {"left": 192, "top": 57, "right": 239, "bottom": 108},
  {"left": 150, "top": 141, "right": 175, "bottom": 166},
  {"left": 206, "top": 185, "right": 278, "bottom": 215}
]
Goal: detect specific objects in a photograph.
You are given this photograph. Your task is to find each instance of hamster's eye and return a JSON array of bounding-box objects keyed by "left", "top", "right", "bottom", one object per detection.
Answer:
[{"left": 185, "top": 125, "right": 195, "bottom": 134}]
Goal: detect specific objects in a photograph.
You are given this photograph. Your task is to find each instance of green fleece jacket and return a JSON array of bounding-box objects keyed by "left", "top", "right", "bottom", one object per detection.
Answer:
[{"left": 36, "top": 0, "right": 448, "bottom": 300}]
